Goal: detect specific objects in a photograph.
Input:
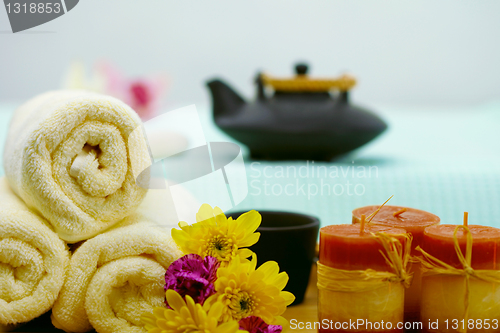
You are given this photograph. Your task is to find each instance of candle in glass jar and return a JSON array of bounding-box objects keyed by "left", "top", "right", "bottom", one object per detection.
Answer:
[
  {"left": 352, "top": 205, "right": 440, "bottom": 321},
  {"left": 420, "top": 224, "right": 500, "bottom": 333},
  {"left": 318, "top": 223, "right": 408, "bottom": 332}
]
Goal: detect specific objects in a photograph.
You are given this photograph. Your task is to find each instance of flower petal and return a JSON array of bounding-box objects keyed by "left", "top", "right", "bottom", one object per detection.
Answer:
[
  {"left": 257, "top": 261, "right": 280, "bottom": 280},
  {"left": 239, "top": 232, "right": 261, "bottom": 248},
  {"left": 237, "top": 211, "right": 261, "bottom": 233},
  {"left": 280, "top": 291, "right": 296, "bottom": 306},
  {"left": 216, "top": 321, "right": 241, "bottom": 333},
  {"left": 275, "top": 316, "right": 289, "bottom": 332},
  {"left": 197, "top": 203, "right": 216, "bottom": 223},
  {"left": 238, "top": 248, "right": 255, "bottom": 260},
  {"left": 141, "top": 312, "right": 158, "bottom": 327},
  {"left": 213, "top": 206, "right": 226, "bottom": 218},
  {"left": 166, "top": 289, "right": 186, "bottom": 312},
  {"left": 152, "top": 307, "right": 167, "bottom": 319},
  {"left": 267, "top": 272, "right": 289, "bottom": 291},
  {"left": 207, "top": 299, "right": 224, "bottom": 320},
  {"left": 147, "top": 328, "right": 163, "bottom": 333},
  {"left": 248, "top": 253, "right": 258, "bottom": 272}
]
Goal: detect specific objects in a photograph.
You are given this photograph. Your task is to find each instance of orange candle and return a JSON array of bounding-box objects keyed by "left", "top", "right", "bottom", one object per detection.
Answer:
[
  {"left": 352, "top": 205, "right": 440, "bottom": 321},
  {"left": 422, "top": 225, "right": 500, "bottom": 270},
  {"left": 420, "top": 223, "right": 500, "bottom": 333},
  {"left": 318, "top": 223, "right": 409, "bottom": 333}
]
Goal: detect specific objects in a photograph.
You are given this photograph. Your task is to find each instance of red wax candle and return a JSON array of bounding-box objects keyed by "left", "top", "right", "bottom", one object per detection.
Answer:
[
  {"left": 352, "top": 205, "right": 440, "bottom": 321},
  {"left": 352, "top": 205, "right": 440, "bottom": 255},
  {"left": 420, "top": 224, "right": 500, "bottom": 333},
  {"left": 318, "top": 224, "right": 408, "bottom": 332},
  {"left": 423, "top": 224, "right": 500, "bottom": 270},
  {"left": 320, "top": 224, "right": 407, "bottom": 271}
]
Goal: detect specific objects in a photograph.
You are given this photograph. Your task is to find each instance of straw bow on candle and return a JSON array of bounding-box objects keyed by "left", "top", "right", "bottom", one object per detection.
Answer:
[
  {"left": 374, "top": 232, "right": 414, "bottom": 288},
  {"left": 415, "top": 213, "right": 500, "bottom": 333},
  {"left": 317, "top": 232, "right": 413, "bottom": 292}
]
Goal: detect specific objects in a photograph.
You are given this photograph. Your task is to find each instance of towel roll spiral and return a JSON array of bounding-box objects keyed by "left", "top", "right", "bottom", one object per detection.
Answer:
[{"left": 3, "top": 90, "right": 151, "bottom": 242}]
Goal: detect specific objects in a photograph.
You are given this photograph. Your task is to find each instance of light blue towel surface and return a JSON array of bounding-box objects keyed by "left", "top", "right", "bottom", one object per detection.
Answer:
[{"left": 1, "top": 102, "right": 499, "bottom": 228}]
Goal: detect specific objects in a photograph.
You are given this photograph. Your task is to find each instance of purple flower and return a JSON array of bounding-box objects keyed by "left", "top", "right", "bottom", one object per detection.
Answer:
[
  {"left": 164, "top": 254, "right": 219, "bottom": 305},
  {"left": 239, "top": 316, "right": 282, "bottom": 333}
]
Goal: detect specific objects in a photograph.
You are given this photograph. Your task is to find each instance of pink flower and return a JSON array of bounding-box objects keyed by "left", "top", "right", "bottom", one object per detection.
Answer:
[
  {"left": 96, "top": 61, "right": 167, "bottom": 120},
  {"left": 164, "top": 254, "right": 219, "bottom": 306},
  {"left": 239, "top": 316, "right": 283, "bottom": 333}
]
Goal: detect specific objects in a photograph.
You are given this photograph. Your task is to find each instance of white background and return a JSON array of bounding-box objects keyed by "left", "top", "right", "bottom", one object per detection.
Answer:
[{"left": 0, "top": 0, "right": 499, "bottom": 107}]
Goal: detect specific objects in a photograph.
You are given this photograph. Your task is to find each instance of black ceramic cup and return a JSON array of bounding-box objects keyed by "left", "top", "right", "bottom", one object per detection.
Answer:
[{"left": 226, "top": 211, "right": 320, "bottom": 305}]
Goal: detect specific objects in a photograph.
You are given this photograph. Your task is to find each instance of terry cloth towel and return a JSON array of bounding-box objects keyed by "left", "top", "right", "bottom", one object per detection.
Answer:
[
  {"left": 3, "top": 90, "right": 151, "bottom": 243},
  {"left": 51, "top": 189, "right": 184, "bottom": 333},
  {"left": 0, "top": 178, "right": 70, "bottom": 330}
]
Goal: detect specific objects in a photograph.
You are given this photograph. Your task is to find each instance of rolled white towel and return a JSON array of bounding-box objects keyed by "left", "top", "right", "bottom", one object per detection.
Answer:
[
  {"left": 0, "top": 178, "right": 69, "bottom": 330},
  {"left": 3, "top": 90, "right": 151, "bottom": 242},
  {"left": 50, "top": 186, "right": 195, "bottom": 333}
]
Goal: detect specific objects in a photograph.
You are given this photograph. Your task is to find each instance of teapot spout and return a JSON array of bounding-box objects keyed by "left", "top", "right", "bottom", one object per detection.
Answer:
[{"left": 207, "top": 79, "right": 246, "bottom": 118}]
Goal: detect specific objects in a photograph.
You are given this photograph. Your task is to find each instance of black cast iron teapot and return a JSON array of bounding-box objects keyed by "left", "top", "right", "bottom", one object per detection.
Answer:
[{"left": 207, "top": 63, "right": 387, "bottom": 161}]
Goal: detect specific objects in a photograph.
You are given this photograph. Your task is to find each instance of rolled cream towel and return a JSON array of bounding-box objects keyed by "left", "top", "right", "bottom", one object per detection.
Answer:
[
  {"left": 0, "top": 178, "right": 70, "bottom": 329},
  {"left": 3, "top": 90, "right": 151, "bottom": 242},
  {"left": 51, "top": 189, "right": 184, "bottom": 333}
]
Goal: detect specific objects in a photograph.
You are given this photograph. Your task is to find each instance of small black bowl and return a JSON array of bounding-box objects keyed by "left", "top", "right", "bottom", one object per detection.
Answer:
[{"left": 227, "top": 211, "right": 320, "bottom": 305}]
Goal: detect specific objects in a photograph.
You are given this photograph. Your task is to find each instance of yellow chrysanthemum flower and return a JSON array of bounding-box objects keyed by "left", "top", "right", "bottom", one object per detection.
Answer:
[
  {"left": 141, "top": 289, "right": 240, "bottom": 333},
  {"left": 171, "top": 204, "right": 261, "bottom": 266},
  {"left": 205, "top": 254, "right": 295, "bottom": 325}
]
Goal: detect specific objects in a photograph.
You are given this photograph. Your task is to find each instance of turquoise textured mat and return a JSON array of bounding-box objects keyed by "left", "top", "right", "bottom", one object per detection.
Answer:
[
  {"left": 1, "top": 102, "right": 499, "bottom": 228},
  {"left": 200, "top": 103, "right": 500, "bottom": 228}
]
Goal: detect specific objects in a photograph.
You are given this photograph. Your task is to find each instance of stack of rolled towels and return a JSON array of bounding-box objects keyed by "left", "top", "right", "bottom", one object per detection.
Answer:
[{"left": 0, "top": 91, "right": 187, "bottom": 333}]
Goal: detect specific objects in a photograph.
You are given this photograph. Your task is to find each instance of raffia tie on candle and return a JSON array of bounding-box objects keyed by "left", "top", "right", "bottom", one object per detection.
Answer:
[
  {"left": 317, "top": 232, "right": 413, "bottom": 293},
  {"left": 416, "top": 226, "right": 500, "bottom": 333}
]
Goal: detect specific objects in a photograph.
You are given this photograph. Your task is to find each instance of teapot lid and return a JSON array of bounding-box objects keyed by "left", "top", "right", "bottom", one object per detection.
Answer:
[{"left": 260, "top": 63, "right": 356, "bottom": 93}]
